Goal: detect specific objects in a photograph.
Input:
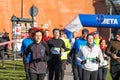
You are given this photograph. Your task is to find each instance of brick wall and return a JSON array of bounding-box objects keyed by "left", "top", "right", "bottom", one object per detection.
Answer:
[{"left": 0, "top": 0, "right": 108, "bottom": 39}]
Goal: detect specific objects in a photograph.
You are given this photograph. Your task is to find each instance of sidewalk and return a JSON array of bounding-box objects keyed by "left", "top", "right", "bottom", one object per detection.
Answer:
[
  {"left": 64, "top": 64, "right": 73, "bottom": 80},
  {"left": 44, "top": 64, "right": 73, "bottom": 80}
]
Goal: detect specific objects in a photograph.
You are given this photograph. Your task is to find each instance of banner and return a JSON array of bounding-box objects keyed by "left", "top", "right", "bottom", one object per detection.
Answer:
[
  {"left": 79, "top": 14, "right": 120, "bottom": 28},
  {"left": 65, "top": 14, "right": 120, "bottom": 39},
  {"left": 14, "top": 24, "right": 21, "bottom": 36}
]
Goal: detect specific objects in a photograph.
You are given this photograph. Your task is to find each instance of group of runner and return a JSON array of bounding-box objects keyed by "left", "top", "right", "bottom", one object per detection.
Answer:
[{"left": 20, "top": 27, "right": 120, "bottom": 80}]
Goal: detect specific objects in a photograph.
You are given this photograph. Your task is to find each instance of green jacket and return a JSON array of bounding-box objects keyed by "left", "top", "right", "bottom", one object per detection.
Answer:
[
  {"left": 94, "top": 38, "right": 100, "bottom": 46},
  {"left": 105, "top": 40, "right": 120, "bottom": 65}
]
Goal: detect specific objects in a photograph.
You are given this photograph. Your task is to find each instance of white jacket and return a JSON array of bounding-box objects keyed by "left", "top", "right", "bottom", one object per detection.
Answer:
[{"left": 76, "top": 44, "right": 104, "bottom": 71}]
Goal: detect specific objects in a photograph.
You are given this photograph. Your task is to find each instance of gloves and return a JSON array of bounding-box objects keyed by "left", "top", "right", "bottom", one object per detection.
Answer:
[
  {"left": 81, "top": 60, "right": 87, "bottom": 65},
  {"left": 104, "top": 57, "right": 109, "bottom": 60},
  {"left": 96, "top": 57, "right": 100, "bottom": 63},
  {"left": 116, "top": 50, "right": 120, "bottom": 57}
]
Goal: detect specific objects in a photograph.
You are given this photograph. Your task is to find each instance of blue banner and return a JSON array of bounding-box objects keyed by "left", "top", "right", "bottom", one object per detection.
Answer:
[
  {"left": 79, "top": 14, "right": 120, "bottom": 28},
  {"left": 65, "top": 14, "right": 120, "bottom": 39}
]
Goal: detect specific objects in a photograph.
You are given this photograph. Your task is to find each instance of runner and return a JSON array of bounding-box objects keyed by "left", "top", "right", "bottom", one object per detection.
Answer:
[{"left": 76, "top": 34, "right": 104, "bottom": 80}]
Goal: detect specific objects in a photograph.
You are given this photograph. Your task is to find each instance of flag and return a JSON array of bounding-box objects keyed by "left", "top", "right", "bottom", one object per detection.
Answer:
[{"left": 64, "top": 15, "right": 83, "bottom": 39}]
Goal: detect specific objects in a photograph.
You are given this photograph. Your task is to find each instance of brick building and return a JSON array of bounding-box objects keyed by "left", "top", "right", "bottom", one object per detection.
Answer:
[{"left": 0, "top": 0, "right": 109, "bottom": 40}]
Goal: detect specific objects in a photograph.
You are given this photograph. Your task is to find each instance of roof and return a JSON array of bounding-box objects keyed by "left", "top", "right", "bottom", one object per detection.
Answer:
[{"left": 11, "top": 15, "right": 32, "bottom": 23}]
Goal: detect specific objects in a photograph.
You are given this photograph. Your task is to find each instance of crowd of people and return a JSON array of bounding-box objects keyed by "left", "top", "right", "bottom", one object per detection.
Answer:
[{"left": 20, "top": 27, "right": 120, "bottom": 80}]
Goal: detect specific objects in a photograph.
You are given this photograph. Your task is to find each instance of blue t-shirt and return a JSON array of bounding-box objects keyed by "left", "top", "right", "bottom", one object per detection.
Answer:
[
  {"left": 73, "top": 38, "right": 87, "bottom": 66},
  {"left": 21, "top": 38, "right": 33, "bottom": 63}
]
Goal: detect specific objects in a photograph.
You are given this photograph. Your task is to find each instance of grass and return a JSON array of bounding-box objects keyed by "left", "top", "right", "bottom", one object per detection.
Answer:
[
  {"left": 0, "top": 60, "right": 25, "bottom": 80},
  {"left": 0, "top": 59, "right": 112, "bottom": 80}
]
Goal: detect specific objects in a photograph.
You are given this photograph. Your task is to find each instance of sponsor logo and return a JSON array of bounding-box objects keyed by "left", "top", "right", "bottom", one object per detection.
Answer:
[
  {"left": 101, "top": 18, "right": 118, "bottom": 24},
  {"left": 96, "top": 14, "right": 118, "bottom": 25}
]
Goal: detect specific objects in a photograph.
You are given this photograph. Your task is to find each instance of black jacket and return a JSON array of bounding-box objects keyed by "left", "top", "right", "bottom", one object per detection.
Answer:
[
  {"left": 25, "top": 42, "right": 49, "bottom": 74},
  {"left": 47, "top": 38, "right": 67, "bottom": 60},
  {"left": 0, "top": 37, "right": 6, "bottom": 51},
  {"left": 105, "top": 40, "right": 120, "bottom": 64}
]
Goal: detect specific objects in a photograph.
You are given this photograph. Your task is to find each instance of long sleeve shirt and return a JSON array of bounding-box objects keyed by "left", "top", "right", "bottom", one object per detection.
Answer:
[
  {"left": 47, "top": 38, "right": 67, "bottom": 60},
  {"left": 25, "top": 42, "right": 49, "bottom": 74},
  {"left": 105, "top": 40, "right": 120, "bottom": 65},
  {"left": 72, "top": 38, "right": 87, "bottom": 66},
  {"left": 20, "top": 37, "right": 33, "bottom": 63},
  {"left": 76, "top": 44, "right": 104, "bottom": 71}
]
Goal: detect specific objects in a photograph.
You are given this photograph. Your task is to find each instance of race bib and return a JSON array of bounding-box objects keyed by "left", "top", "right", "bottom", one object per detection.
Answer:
[{"left": 52, "top": 47, "right": 60, "bottom": 54}]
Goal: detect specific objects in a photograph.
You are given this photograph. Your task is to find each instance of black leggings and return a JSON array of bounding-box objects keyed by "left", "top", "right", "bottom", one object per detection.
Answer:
[
  {"left": 60, "top": 60, "right": 66, "bottom": 80},
  {"left": 98, "top": 68, "right": 108, "bottom": 80},
  {"left": 82, "top": 69, "right": 98, "bottom": 80},
  {"left": 110, "top": 65, "right": 120, "bottom": 80},
  {"left": 23, "top": 57, "right": 30, "bottom": 80},
  {"left": 48, "top": 59, "right": 61, "bottom": 80},
  {"left": 0, "top": 50, "right": 5, "bottom": 67},
  {"left": 30, "top": 73, "right": 45, "bottom": 80}
]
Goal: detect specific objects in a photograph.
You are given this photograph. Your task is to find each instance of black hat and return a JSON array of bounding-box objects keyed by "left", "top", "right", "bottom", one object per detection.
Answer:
[{"left": 82, "top": 29, "right": 89, "bottom": 34}]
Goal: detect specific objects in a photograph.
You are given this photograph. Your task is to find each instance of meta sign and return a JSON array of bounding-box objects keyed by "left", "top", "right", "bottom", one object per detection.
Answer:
[{"left": 79, "top": 14, "right": 120, "bottom": 28}]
